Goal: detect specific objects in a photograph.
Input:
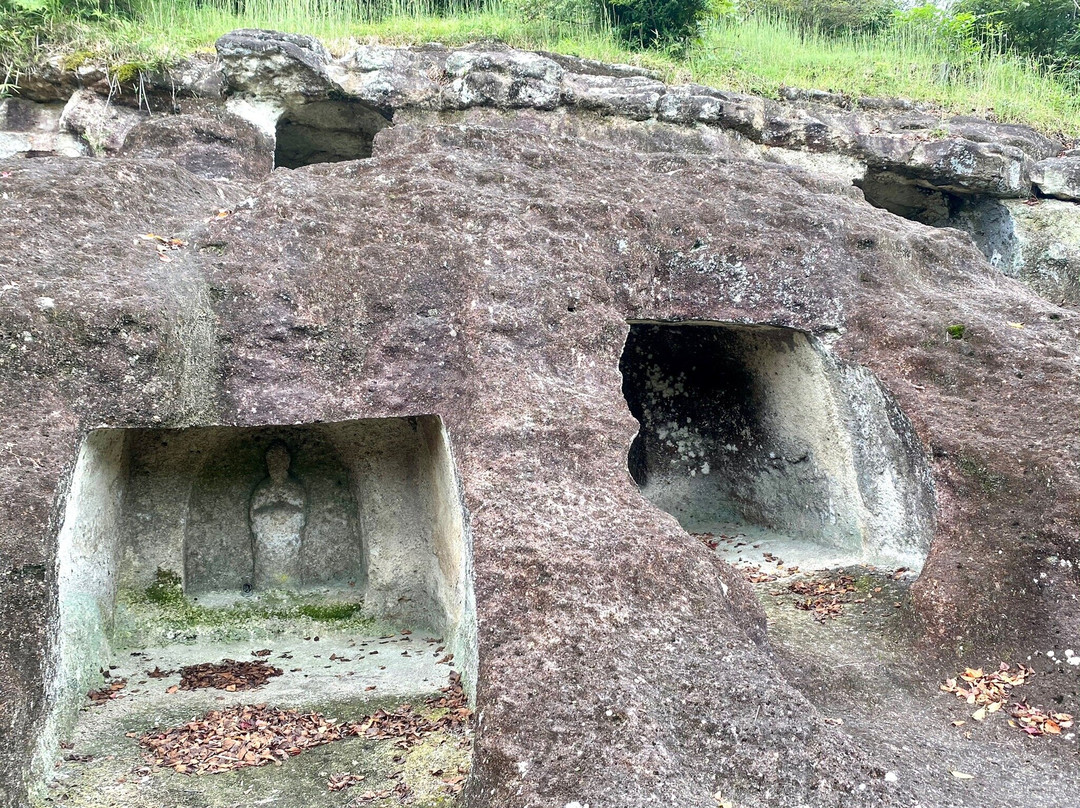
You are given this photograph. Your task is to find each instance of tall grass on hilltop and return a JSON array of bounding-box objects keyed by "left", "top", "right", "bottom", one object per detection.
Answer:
[
  {"left": 693, "top": 14, "right": 1080, "bottom": 132},
  {"left": 2, "top": 0, "right": 1078, "bottom": 134}
]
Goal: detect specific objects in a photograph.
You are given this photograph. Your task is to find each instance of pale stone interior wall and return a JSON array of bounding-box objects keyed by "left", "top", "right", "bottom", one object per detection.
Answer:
[
  {"left": 416, "top": 416, "right": 478, "bottom": 691},
  {"left": 622, "top": 322, "right": 934, "bottom": 568},
  {"left": 33, "top": 429, "right": 129, "bottom": 787}
]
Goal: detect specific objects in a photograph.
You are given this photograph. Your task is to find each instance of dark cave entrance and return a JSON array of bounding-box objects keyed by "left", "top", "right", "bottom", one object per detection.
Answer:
[
  {"left": 274, "top": 100, "right": 392, "bottom": 168},
  {"left": 857, "top": 170, "right": 1018, "bottom": 268},
  {"left": 620, "top": 321, "right": 936, "bottom": 568}
]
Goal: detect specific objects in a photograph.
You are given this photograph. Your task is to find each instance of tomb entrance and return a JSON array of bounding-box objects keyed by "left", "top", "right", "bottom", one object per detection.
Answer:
[
  {"left": 621, "top": 321, "right": 935, "bottom": 571},
  {"left": 274, "top": 100, "right": 391, "bottom": 168}
]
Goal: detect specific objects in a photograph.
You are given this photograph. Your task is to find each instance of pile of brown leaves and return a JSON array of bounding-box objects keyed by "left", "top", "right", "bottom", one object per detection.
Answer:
[
  {"left": 1009, "top": 703, "right": 1075, "bottom": 736},
  {"left": 179, "top": 659, "right": 283, "bottom": 692},
  {"left": 140, "top": 704, "right": 344, "bottom": 774},
  {"left": 941, "top": 663, "right": 1077, "bottom": 738},
  {"left": 742, "top": 565, "right": 779, "bottom": 584},
  {"left": 350, "top": 776, "right": 410, "bottom": 803},
  {"left": 789, "top": 575, "right": 857, "bottom": 621},
  {"left": 349, "top": 671, "right": 472, "bottom": 748},
  {"left": 328, "top": 773, "right": 367, "bottom": 791},
  {"left": 141, "top": 672, "right": 473, "bottom": 776},
  {"left": 87, "top": 677, "right": 127, "bottom": 705},
  {"left": 940, "top": 663, "right": 1033, "bottom": 718},
  {"left": 695, "top": 533, "right": 720, "bottom": 550}
]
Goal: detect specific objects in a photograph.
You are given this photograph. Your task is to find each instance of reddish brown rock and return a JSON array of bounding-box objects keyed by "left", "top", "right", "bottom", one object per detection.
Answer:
[{"left": 1, "top": 117, "right": 1078, "bottom": 808}]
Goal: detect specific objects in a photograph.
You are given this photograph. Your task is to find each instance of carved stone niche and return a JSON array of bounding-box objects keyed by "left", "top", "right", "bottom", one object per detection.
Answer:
[
  {"left": 43, "top": 416, "right": 476, "bottom": 766},
  {"left": 621, "top": 321, "right": 936, "bottom": 570},
  {"left": 170, "top": 429, "right": 365, "bottom": 597},
  {"left": 92, "top": 416, "right": 474, "bottom": 618}
]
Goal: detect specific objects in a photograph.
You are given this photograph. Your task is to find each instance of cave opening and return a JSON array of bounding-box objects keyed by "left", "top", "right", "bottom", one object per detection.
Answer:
[
  {"left": 857, "top": 169, "right": 1019, "bottom": 268},
  {"left": 35, "top": 416, "right": 476, "bottom": 807},
  {"left": 274, "top": 100, "right": 392, "bottom": 168},
  {"left": 621, "top": 321, "right": 935, "bottom": 571}
]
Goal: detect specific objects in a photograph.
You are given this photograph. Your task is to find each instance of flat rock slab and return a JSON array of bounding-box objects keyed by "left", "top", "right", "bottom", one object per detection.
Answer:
[{"left": 39, "top": 629, "right": 466, "bottom": 808}]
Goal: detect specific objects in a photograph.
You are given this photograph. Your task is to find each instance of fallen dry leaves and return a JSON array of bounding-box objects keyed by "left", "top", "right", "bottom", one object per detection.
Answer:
[
  {"left": 327, "top": 772, "right": 367, "bottom": 791},
  {"left": 139, "top": 233, "right": 187, "bottom": 262},
  {"left": 87, "top": 677, "right": 127, "bottom": 706},
  {"left": 178, "top": 659, "right": 283, "bottom": 692},
  {"left": 940, "top": 663, "right": 1033, "bottom": 712},
  {"left": 789, "top": 575, "right": 857, "bottom": 622},
  {"left": 1009, "top": 702, "right": 1074, "bottom": 736},
  {"left": 140, "top": 704, "right": 342, "bottom": 774},
  {"left": 940, "top": 663, "right": 1074, "bottom": 737},
  {"left": 349, "top": 671, "right": 472, "bottom": 749},
  {"left": 140, "top": 672, "right": 472, "bottom": 775}
]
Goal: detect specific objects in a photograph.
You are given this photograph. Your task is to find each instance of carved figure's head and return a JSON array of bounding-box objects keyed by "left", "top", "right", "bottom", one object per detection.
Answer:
[{"left": 265, "top": 441, "right": 291, "bottom": 484}]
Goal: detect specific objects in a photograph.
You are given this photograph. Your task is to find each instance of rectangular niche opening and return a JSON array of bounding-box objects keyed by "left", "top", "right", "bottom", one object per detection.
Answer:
[
  {"left": 621, "top": 321, "right": 935, "bottom": 572},
  {"left": 274, "top": 100, "right": 391, "bottom": 169},
  {"left": 34, "top": 416, "right": 477, "bottom": 808}
]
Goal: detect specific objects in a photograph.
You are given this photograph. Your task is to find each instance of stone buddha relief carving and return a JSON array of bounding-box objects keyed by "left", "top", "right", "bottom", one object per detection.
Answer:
[{"left": 249, "top": 441, "right": 306, "bottom": 590}]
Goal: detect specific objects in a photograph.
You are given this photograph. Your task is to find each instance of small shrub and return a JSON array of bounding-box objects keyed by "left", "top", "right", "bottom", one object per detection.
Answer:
[
  {"left": 603, "top": 0, "right": 709, "bottom": 46},
  {"left": 894, "top": 5, "right": 989, "bottom": 59},
  {"left": 955, "top": 0, "right": 1080, "bottom": 70},
  {"left": 745, "top": 0, "right": 899, "bottom": 36},
  {"left": 505, "top": 0, "right": 598, "bottom": 26}
]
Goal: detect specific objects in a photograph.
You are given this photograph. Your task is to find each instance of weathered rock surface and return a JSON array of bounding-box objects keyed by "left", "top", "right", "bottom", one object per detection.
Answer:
[
  {"left": 3, "top": 109, "right": 1080, "bottom": 808},
  {"left": 1001, "top": 198, "right": 1080, "bottom": 303},
  {"left": 2, "top": 28, "right": 1080, "bottom": 808},
  {"left": 118, "top": 109, "right": 273, "bottom": 180},
  {"left": 59, "top": 89, "right": 145, "bottom": 154},
  {"left": 0, "top": 98, "right": 83, "bottom": 158},
  {"left": 1031, "top": 156, "right": 1080, "bottom": 201},
  {"left": 215, "top": 28, "right": 336, "bottom": 103}
]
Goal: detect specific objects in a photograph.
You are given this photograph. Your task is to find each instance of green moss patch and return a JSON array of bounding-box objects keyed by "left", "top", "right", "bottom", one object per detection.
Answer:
[{"left": 113, "top": 588, "right": 380, "bottom": 648}]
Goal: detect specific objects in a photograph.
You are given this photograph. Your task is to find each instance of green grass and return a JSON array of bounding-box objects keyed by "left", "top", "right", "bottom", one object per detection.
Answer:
[{"left": 6, "top": 0, "right": 1080, "bottom": 134}]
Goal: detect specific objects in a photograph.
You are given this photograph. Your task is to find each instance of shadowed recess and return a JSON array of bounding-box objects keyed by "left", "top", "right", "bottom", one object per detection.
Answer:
[
  {"left": 620, "top": 321, "right": 936, "bottom": 568},
  {"left": 274, "top": 100, "right": 392, "bottom": 168}
]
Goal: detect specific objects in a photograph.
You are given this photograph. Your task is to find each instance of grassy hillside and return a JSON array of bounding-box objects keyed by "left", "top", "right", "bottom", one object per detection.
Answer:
[{"left": 4, "top": 0, "right": 1079, "bottom": 135}]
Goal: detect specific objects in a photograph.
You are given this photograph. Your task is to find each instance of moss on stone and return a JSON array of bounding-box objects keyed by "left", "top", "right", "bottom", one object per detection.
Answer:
[
  {"left": 946, "top": 323, "right": 966, "bottom": 339},
  {"left": 110, "top": 61, "right": 150, "bottom": 84},
  {"left": 112, "top": 588, "right": 380, "bottom": 648},
  {"left": 60, "top": 51, "right": 95, "bottom": 72},
  {"left": 144, "top": 568, "right": 184, "bottom": 606},
  {"left": 297, "top": 602, "right": 364, "bottom": 620},
  {"left": 957, "top": 455, "right": 1006, "bottom": 496}
]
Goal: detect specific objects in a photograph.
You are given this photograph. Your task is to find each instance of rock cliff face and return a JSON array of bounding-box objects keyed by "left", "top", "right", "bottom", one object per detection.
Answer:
[{"left": 2, "top": 30, "right": 1079, "bottom": 808}]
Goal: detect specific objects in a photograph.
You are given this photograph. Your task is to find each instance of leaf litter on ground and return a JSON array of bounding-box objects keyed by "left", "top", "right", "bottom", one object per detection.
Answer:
[
  {"left": 178, "top": 659, "right": 283, "bottom": 692},
  {"left": 788, "top": 574, "right": 858, "bottom": 621},
  {"left": 940, "top": 662, "right": 1074, "bottom": 736},
  {"left": 139, "top": 671, "right": 471, "bottom": 775}
]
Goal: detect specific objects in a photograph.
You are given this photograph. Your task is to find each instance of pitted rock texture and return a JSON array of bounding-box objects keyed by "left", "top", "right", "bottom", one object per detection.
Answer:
[
  {"left": 8, "top": 31, "right": 1079, "bottom": 303},
  {"left": 2, "top": 114, "right": 1080, "bottom": 808},
  {"left": 118, "top": 109, "right": 273, "bottom": 180}
]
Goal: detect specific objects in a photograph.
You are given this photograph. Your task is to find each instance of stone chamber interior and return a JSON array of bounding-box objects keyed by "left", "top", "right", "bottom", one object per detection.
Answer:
[
  {"left": 274, "top": 100, "right": 392, "bottom": 168},
  {"left": 620, "top": 321, "right": 936, "bottom": 571},
  {"left": 34, "top": 416, "right": 477, "bottom": 806}
]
